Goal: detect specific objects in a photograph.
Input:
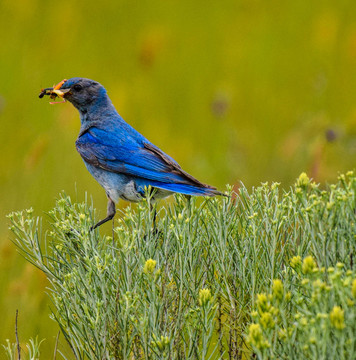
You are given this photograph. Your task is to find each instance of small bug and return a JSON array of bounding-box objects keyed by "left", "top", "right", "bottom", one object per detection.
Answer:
[{"left": 38, "top": 79, "right": 68, "bottom": 104}]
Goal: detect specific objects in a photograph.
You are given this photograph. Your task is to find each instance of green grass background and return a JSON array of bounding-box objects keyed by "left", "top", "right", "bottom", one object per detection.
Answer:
[{"left": 1, "top": 0, "right": 356, "bottom": 357}]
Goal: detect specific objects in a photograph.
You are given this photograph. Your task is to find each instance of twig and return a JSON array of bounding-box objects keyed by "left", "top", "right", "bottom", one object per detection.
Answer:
[
  {"left": 53, "top": 331, "right": 60, "bottom": 360},
  {"left": 350, "top": 252, "right": 353, "bottom": 270},
  {"left": 218, "top": 294, "right": 224, "bottom": 359},
  {"left": 15, "top": 310, "right": 21, "bottom": 360}
]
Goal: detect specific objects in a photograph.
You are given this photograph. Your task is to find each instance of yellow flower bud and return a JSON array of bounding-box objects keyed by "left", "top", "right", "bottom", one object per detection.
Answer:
[
  {"left": 278, "top": 328, "right": 287, "bottom": 340},
  {"left": 198, "top": 288, "right": 212, "bottom": 306},
  {"left": 290, "top": 255, "right": 302, "bottom": 269},
  {"left": 302, "top": 256, "right": 316, "bottom": 274},
  {"left": 299, "top": 317, "right": 308, "bottom": 326},
  {"left": 260, "top": 312, "right": 275, "bottom": 329},
  {"left": 326, "top": 201, "right": 334, "bottom": 210},
  {"left": 256, "top": 293, "right": 270, "bottom": 314},
  {"left": 157, "top": 336, "right": 170, "bottom": 351},
  {"left": 152, "top": 335, "right": 170, "bottom": 352},
  {"left": 330, "top": 306, "right": 345, "bottom": 330},
  {"left": 350, "top": 279, "right": 356, "bottom": 299},
  {"left": 143, "top": 259, "right": 157, "bottom": 274},
  {"left": 309, "top": 337, "right": 317, "bottom": 344},
  {"left": 312, "top": 279, "right": 326, "bottom": 291},
  {"left": 247, "top": 323, "right": 270, "bottom": 350},
  {"left": 285, "top": 291, "right": 292, "bottom": 301},
  {"left": 296, "top": 172, "right": 309, "bottom": 187},
  {"left": 270, "top": 306, "right": 279, "bottom": 316},
  {"left": 272, "top": 279, "right": 284, "bottom": 302}
]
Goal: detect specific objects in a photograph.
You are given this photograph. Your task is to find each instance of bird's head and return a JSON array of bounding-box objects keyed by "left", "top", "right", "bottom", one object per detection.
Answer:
[{"left": 39, "top": 77, "right": 108, "bottom": 112}]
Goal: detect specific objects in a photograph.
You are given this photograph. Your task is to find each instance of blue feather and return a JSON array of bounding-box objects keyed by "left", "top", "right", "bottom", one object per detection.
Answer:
[{"left": 76, "top": 127, "right": 207, "bottom": 186}]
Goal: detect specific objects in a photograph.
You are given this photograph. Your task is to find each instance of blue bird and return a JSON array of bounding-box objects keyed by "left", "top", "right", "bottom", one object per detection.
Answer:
[{"left": 40, "top": 78, "right": 223, "bottom": 229}]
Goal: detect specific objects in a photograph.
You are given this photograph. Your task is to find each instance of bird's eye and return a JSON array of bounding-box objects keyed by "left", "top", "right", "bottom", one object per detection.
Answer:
[{"left": 73, "top": 84, "right": 83, "bottom": 91}]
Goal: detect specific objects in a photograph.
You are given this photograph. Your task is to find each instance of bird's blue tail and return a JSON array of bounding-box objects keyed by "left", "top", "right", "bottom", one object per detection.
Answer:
[{"left": 137, "top": 179, "right": 223, "bottom": 197}]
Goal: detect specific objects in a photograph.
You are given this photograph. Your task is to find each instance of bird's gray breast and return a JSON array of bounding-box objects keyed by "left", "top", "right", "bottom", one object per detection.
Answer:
[
  {"left": 83, "top": 162, "right": 142, "bottom": 203},
  {"left": 120, "top": 180, "right": 143, "bottom": 202}
]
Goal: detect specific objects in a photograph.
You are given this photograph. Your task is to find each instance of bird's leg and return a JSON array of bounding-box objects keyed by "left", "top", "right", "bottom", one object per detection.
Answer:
[
  {"left": 112, "top": 215, "right": 115, "bottom": 246},
  {"left": 91, "top": 198, "right": 116, "bottom": 230}
]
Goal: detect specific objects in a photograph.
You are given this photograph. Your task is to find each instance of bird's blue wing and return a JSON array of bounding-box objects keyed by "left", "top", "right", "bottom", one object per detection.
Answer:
[{"left": 76, "top": 126, "right": 215, "bottom": 189}]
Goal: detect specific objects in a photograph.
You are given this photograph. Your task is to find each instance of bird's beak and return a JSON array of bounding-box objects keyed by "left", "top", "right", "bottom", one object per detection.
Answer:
[{"left": 52, "top": 88, "right": 71, "bottom": 97}]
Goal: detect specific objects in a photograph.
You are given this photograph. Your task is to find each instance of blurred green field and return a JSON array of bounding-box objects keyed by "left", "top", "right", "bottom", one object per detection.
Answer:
[{"left": 1, "top": 0, "right": 356, "bottom": 357}]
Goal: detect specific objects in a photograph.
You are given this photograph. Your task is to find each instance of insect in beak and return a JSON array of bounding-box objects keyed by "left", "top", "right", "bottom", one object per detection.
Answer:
[{"left": 39, "top": 79, "right": 70, "bottom": 104}]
